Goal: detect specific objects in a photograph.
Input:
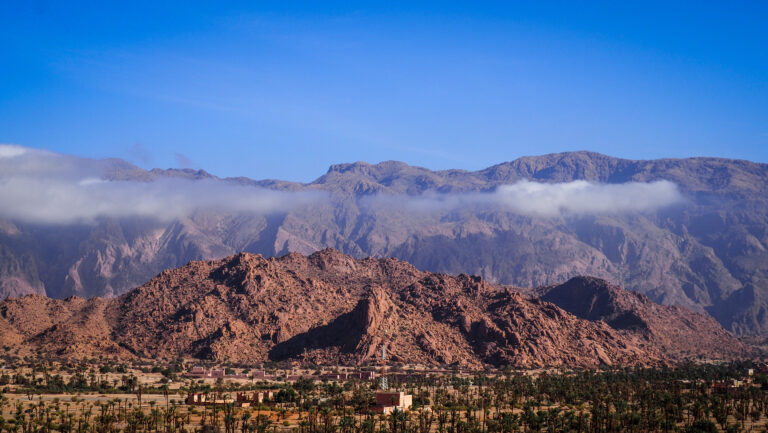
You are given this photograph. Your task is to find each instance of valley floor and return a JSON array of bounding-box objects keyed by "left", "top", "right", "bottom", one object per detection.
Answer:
[{"left": 0, "top": 357, "right": 764, "bottom": 433}]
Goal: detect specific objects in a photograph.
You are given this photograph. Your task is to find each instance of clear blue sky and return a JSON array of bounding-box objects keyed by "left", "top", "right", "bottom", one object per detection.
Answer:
[{"left": 1, "top": 1, "right": 767, "bottom": 181}]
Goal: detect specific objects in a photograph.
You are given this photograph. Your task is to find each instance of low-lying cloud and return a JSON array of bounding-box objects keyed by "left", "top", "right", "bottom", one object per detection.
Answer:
[
  {"left": 0, "top": 144, "right": 684, "bottom": 224},
  {"left": 0, "top": 145, "right": 322, "bottom": 225},
  {"left": 492, "top": 180, "right": 683, "bottom": 215},
  {"left": 364, "top": 179, "right": 684, "bottom": 217}
]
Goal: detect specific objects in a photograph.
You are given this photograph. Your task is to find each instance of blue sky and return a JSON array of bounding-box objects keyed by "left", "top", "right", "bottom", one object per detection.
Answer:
[{"left": 1, "top": 1, "right": 767, "bottom": 181}]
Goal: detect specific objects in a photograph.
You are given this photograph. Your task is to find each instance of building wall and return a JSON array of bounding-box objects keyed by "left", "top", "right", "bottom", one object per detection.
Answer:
[
  {"left": 400, "top": 394, "right": 412, "bottom": 409},
  {"left": 374, "top": 391, "right": 412, "bottom": 410},
  {"left": 375, "top": 392, "right": 403, "bottom": 406}
]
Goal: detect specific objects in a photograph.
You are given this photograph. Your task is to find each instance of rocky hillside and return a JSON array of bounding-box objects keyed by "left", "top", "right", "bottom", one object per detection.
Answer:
[
  {"left": 1, "top": 150, "right": 767, "bottom": 336},
  {"left": 538, "top": 276, "right": 749, "bottom": 360},
  {"left": 0, "top": 250, "right": 751, "bottom": 367}
]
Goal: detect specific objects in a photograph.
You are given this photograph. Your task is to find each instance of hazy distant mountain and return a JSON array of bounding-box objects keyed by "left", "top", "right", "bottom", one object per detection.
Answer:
[
  {"left": 0, "top": 250, "right": 749, "bottom": 366},
  {"left": 0, "top": 149, "right": 767, "bottom": 336}
]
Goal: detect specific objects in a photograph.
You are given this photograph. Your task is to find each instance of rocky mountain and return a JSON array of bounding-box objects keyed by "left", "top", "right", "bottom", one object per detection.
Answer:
[
  {"left": 0, "top": 250, "right": 750, "bottom": 367},
  {"left": 538, "top": 276, "right": 748, "bottom": 360},
  {"left": 1, "top": 149, "right": 767, "bottom": 336}
]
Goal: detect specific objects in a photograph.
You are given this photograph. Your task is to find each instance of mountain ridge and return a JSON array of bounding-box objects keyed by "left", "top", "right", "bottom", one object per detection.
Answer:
[
  {"left": 1, "top": 150, "right": 767, "bottom": 336},
  {"left": 0, "top": 249, "right": 751, "bottom": 367}
]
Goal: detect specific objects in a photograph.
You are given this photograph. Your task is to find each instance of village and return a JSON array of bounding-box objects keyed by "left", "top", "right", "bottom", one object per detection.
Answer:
[
  {"left": 181, "top": 365, "right": 415, "bottom": 414},
  {"left": 1, "top": 354, "right": 765, "bottom": 433}
]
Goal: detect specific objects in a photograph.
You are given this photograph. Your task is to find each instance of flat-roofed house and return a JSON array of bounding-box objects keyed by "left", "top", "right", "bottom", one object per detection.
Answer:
[{"left": 371, "top": 391, "right": 412, "bottom": 414}]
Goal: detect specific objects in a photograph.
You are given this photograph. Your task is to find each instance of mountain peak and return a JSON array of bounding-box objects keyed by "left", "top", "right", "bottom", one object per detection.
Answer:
[
  {"left": 5, "top": 250, "right": 749, "bottom": 366},
  {"left": 326, "top": 160, "right": 413, "bottom": 175},
  {"left": 540, "top": 277, "right": 751, "bottom": 359}
]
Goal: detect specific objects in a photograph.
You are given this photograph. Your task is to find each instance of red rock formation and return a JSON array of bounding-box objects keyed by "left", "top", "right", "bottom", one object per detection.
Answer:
[
  {"left": 539, "top": 276, "right": 751, "bottom": 360},
  {"left": 0, "top": 250, "right": 751, "bottom": 367}
]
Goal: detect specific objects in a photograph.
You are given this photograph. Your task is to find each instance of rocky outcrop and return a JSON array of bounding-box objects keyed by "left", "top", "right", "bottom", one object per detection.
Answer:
[
  {"left": 0, "top": 250, "right": 751, "bottom": 367},
  {"left": 540, "top": 276, "right": 751, "bottom": 360}
]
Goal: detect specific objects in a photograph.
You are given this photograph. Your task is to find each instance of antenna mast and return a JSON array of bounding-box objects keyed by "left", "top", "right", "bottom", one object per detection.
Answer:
[{"left": 380, "top": 330, "right": 389, "bottom": 390}]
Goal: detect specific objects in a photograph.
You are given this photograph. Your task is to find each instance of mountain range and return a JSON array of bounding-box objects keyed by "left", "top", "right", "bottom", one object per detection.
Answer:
[
  {"left": 0, "top": 249, "right": 750, "bottom": 367},
  {"left": 0, "top": 149, "right": 766, "bottom": 337}
]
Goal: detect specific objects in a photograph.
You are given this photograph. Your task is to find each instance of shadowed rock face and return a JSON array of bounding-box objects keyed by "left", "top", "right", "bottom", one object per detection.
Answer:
[
  {"left": 1, "top": 151, "right": 767, "bottom": 336},
  {"left": 267, "top": 286, "right": 397, "bottom": 363},
  {"left": 539, "top": 277, "right": 652, "bottom": 331},
  {"left": 0, "top": 250, "right": 751, "bottom": 367},
  {"left": 539, "top": 276, "right": 751, "bottom": 360}
]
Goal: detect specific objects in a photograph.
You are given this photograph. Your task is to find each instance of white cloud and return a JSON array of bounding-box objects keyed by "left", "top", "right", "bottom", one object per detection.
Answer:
[
  {"left": 0, "top": 146, "right": 322, "bottom": 225},
  {"left": 0, "top": 145, "right": 29, "bottom": 158},
  {"left": 0, "top": 145, "right": 684, "bottom": 224},
  {"left": 491, "top": 180, "right": 683, "bottom": 216},
  {"left": 363, "top": 180, "right": 684, "bottom": 217}
]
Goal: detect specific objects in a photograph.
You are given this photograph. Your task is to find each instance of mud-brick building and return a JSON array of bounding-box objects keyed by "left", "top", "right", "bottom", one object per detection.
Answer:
[
  {"left": 236, "top": 390, "right": 276, "bottom": 407},
  {"left": 371, "top": 391, "right": 412, "bottom": 414}
]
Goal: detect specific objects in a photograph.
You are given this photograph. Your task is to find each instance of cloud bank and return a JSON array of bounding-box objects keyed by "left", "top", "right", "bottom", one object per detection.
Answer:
[
  {"left": 0, "top": 144, "right": 683, "bottom": 225},
  {"left": 0, "top": 145, "right": 321, "bottom": 225},
  {"left": 364, "top": 180, "right": 684, "bottom": 217},
  {"left": 492, "top": 180, "right": 683, "bottom": 215}
]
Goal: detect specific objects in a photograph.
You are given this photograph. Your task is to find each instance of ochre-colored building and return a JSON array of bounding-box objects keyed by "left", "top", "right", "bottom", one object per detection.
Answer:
[
  {"left": 235, "top": 390, "right": 276, "bottom": 406},
  {"left": 371, "top": 391, "right": 412, "bottom": 414}
]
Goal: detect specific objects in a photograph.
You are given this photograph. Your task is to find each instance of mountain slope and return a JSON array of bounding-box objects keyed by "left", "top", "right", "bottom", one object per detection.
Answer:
[
  {"left": 1, "top": 151, "right": 767, "bottom": 336},
  {"left": 0, "top": 250, "right": 750, "bottom": 367},
  {"left": 539, "top": 276, "right": 750, "bottom": 360}
]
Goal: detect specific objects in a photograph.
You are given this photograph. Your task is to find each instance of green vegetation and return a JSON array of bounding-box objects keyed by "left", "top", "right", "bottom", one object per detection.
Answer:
[{"left": 0, "top": 359, "right": 763, "bottom": 433}]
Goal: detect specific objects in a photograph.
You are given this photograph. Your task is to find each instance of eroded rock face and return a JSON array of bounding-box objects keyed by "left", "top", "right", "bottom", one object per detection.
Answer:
[
  {"left": 0, "top": 250, "right": 751, "bottom": 367},
  {"left": 539, "top": 276, "right": 751, "bottom": 360}
]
